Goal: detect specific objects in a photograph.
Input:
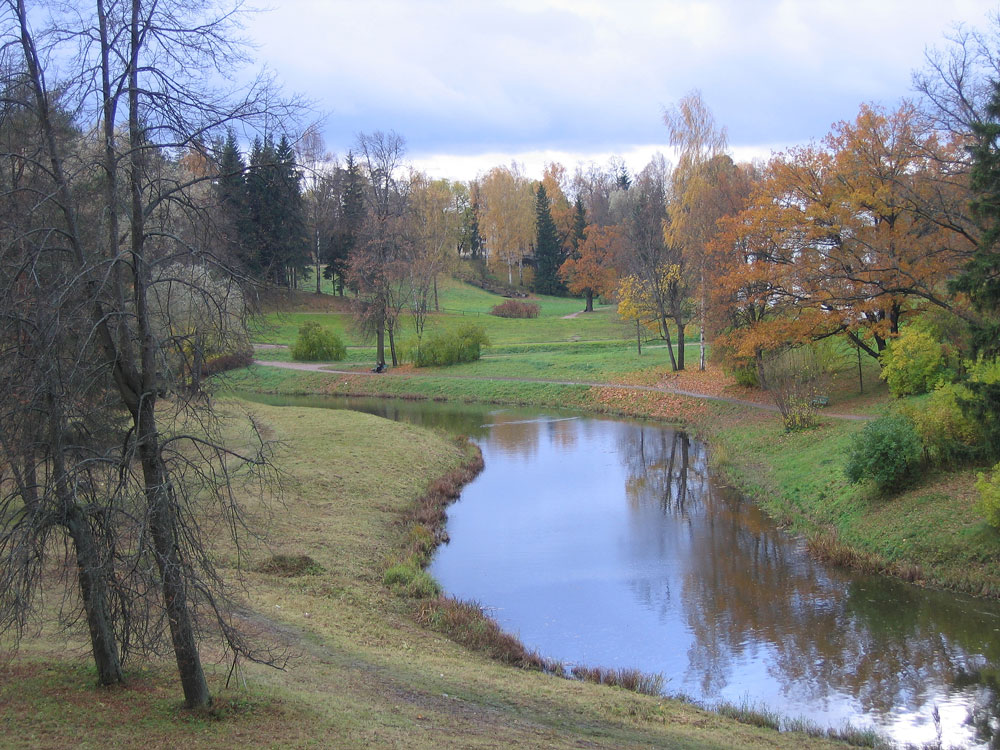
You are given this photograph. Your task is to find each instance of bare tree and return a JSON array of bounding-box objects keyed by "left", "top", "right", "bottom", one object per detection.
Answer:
[
  {"left": 2, "top": 0, "right": 286, "bottom": 708},
  {"left": 350, "top": 130, "right": 410, "bottom": 367}
]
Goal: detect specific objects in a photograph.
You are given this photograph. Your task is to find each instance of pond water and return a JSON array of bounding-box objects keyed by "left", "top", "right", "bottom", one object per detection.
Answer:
[{"left": 241, "top": 393, "right": 1000, "bottom": 748}]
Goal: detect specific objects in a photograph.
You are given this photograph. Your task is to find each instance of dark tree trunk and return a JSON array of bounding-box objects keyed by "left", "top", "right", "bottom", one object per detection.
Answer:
[
  {"left": 675, "top": 319, "right": 685, "bottom": 370},
  {"left": 138, "top": 400, "right": 210, "bottom": 709},
  {"left": 433, "top": 276, "right": 439, "bottom": 311},
  {"left": 388, "top": 326, "right": 397, "bottom": 367},
  {"left": 660, "top": 314, "right": 677, "bottom": 371},
  {"left": 584, "top": 289, "right": 594, "bottom": 312},
  {"left": 635, "top": 320, "right": 642, "bottom": 355},
  {"left": 376, "top": 324, "right": 385, "bottom": 366},
  {"left": 65, "top": 506, "right": 123, "bottom": 686}
]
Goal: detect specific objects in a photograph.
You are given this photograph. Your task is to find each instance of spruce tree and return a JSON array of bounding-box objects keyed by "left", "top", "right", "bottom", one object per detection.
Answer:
[
  {"left": 214, "top": 130, "right": 248, "bottom": 267},
  {"left": 325, "top": 151, "right": 365, "bottom": 295},
  {"left": 532, "top": 184, "right": 565, "bottom": 295},
  {"left": 957, "top": 79, "right": 1000, "bottom": 458},
  {"left": 964, "top": 80, "right": 1000, "bottom": 357}
]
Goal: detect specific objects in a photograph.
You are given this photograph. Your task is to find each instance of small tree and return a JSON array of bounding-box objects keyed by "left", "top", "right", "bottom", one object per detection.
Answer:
[{"left": 759, "top": 347, "right": 831, "bottom": 431}]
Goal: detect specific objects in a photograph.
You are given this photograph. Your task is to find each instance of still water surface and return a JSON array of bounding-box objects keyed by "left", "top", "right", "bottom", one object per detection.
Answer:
[{"left": 242, "top": 393, "right": 1000, "bottom": 748}]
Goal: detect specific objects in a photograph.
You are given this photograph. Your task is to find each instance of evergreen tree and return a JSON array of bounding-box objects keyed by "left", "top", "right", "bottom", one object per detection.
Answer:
[
  {"left": 242, "top": 136, "right": 308, "bottom": 286},
  {"left": 964, "top": 80, "right": 1000, "bottom": 357},
  {"left": 959, "top": 79, "right": 1000, "bottom": 458},
  {"left": 274, "top": 135, "right": 308, "bottom": 287},
  {"left": 325, "top": 150, "right": 365, "bottom": 295},
  {"left": 532, "top": 184, "right": 566, "bottom": 295},
  {"left": 213, "top": 130, "right": 248, "bottom": 267}
]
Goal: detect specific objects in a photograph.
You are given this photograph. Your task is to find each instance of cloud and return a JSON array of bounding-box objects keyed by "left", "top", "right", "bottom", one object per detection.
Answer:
[{"left": 244, "top": 0, "right": 997, "bottom": 177}]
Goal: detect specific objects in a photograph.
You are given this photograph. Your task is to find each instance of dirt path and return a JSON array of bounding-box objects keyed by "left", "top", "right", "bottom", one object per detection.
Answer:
[{"left": 251, "top": 359, "right": 870, "bottom": 421}]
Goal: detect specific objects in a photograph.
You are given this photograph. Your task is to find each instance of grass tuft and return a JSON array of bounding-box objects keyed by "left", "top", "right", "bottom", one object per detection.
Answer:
[
  {"left": 571, "top": 665, "right": 665, "bottom": 696},
  {"left": 416, "top": 597, "right": 547, "bottom": 669}
]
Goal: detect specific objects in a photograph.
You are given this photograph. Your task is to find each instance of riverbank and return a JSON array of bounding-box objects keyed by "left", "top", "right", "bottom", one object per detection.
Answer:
[
  {"left": 0, "top": 402, "right": 845, "bottom": 749},
  {"left": 228, "top": 358, "right": 1000, "bottom": 599}
]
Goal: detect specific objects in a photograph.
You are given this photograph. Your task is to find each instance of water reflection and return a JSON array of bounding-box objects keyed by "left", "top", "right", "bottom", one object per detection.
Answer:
[{"left": 237, "top": 393, "right": 1000, "bottom": 748}]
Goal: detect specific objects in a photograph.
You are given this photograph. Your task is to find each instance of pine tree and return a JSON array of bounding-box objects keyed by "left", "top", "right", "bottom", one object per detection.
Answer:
[
  {"left": 532, "top": 184, "right": 566, "bottom": 295},
  {"left": 963, "top": 80, "right": 1000, "bottom": 357},
  {"left": 325, "top": 151, "right": 365, "bottom": 295},
  {"left": 959, "top": 79, "right": 1000, "bottom": 457},
  {"left": 214, "top": 130, "right": 248, "bottom": 266}
]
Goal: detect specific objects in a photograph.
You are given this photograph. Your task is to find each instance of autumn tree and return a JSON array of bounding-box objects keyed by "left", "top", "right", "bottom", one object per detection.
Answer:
[
  {"left": 559, "top": 224, "right": 623, "bottom": 312},
  {"left": 713, "top": 103, "right": 973, "bottom": 368},
  {"left": 613, "top": 159, "right": 686, "bottom": 369},
  {"left": 479, "top": 164, "right": 534, "bottom": 285},
  {"left": 664, "top": 92, "right": 735, "bottom": 370},
  {"left": 409, "top": 173, "right": 460, "bottom": 335}
]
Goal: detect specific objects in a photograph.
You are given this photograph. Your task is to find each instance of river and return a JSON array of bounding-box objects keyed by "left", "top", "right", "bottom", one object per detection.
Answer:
[{"left": 241, "top": 393, "right": 1000, "bottom": 748}]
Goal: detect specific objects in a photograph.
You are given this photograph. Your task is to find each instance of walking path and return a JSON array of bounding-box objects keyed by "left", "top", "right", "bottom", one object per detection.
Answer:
[{"left": 251, "top": 358, "right": 870, "bottom": 421}]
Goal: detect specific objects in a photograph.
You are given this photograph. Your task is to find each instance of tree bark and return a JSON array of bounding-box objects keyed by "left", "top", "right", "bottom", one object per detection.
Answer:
[
  {"left": 675, "top": 319, "right": 685, "bottom": 370},
  {"left": 584, "top": 289, "right": 594, "bottom": 312},
  {"left": 65, "top": 506, "right": 123, "bottom": 686},
  {"left": 138, "top": 401, "right": 210, "bottom": 708}
]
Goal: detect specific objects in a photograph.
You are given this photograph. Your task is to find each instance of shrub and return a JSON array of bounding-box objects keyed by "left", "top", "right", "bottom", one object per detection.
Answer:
[
  {"left": 879, "top": 327, "right": 948, "bottom": 397},
  {"left": 845, "top": 414, "right": 922, "bottom": 492},
  {"left": 903, "top": 382, "right": 982, "bottom": 464},
  {"left": 202, "top": 347, "right": 253, "bottom": 376},
  {"left": 976, "top": 462, "right": 1000, "bottom": 529},
  {"left": 490, "top": 299, "right": 540, "bottom": 318},
  {"left": 290, "top": 322, "right": 346, "bottom": 361},
  {"left": 414, "top": 323, "right": 489, "bottom": 367}
]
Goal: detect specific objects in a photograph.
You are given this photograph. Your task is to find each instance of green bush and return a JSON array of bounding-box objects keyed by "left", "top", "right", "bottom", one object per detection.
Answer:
[
  {"left": 903, "top": 382, "right": 982, "bottom": 464},
  {"left": 290, "top": 322, "right": 346, "bottom": 362},
  {"left": 976, "top": 462, "right": 1000, "bottom": 529},
  {"left": 845, "top": 414, "right": 923, "bottom": 492},
  {"left": 414, "top": 323, "right": 489, "bottom": 367},
  {"left": 879, "top": 327, "right": 948, "bottom": 397}
]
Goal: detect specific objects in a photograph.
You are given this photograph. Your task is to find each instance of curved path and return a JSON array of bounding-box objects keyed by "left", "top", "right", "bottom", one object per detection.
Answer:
[{"left": 251, "top": 359, "right": 871, "bottom": 421}]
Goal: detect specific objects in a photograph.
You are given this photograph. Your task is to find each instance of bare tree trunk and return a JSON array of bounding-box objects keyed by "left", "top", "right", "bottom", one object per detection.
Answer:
[
  {"left": 675, "top": 319, "right": 685, "bottom": 370},
  {"left": 376, "top": 324, "right": 385, "bottom": 366},
  {"left": 433, "top": 276, "right": 439, "bottom": 311},
  {"left": 699, "top": 270, "right": 706, "bottom": 371},
  {"left": 388, "top": 326, "right": 397, "bottom": 367},
  {"left": 138, "top": 401, "right": 210, "bottom": 708},
  {"left": 635, "top": 320, "right": 642, "bottom": 355},
  {"left": 660, "top": 315, "right": 677, "bottom": 370},
  {"left": 315, "top": 230, "right": 322, "bottom": 294},
  {"left": 584, "top": 289, "right": 594, "bottom": 312},
  {"left": 65, "top": 506, "right": 123, "bottom": 686}
]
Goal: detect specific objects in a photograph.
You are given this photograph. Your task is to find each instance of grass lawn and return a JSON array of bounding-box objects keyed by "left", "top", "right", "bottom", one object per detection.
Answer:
[{"left": 0, "top": 402, "right": 843, "bottom": 750}]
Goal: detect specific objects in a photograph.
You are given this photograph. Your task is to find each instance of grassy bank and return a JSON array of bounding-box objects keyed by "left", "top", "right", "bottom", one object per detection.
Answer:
[{"left": 1, "top": 403, "right": 844, "bottom": 749}]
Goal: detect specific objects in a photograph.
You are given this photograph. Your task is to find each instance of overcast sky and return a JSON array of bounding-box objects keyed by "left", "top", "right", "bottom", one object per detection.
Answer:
[{"left": 243, "top": 0, "right": 998, "bottom": 181}]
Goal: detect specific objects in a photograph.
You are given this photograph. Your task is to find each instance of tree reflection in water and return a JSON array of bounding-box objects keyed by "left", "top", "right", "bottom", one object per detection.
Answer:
[{"left": 618, "top": 422, "right": 1000, "bottom": 744}]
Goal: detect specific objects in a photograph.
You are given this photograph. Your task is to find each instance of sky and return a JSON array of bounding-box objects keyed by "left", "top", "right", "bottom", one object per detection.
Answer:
[{"left": 242, "top": 0, "right": 998, "bottom": 182}]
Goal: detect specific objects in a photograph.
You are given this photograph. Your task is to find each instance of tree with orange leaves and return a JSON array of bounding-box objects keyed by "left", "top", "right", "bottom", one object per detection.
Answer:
[
  {"left": 559, "top": 224, "right": 624, "bottom": 312},
  {"left": 711, "top": 102, "right": 974, "bottom": 369}
]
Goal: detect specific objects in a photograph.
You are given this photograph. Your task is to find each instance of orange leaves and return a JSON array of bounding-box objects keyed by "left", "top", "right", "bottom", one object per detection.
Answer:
[
  {"left": 711, "top": 102, "right": 974, "bottom": 360},
  {"left": 559, "top": 224, "right": 623, "bottom": 299}
]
